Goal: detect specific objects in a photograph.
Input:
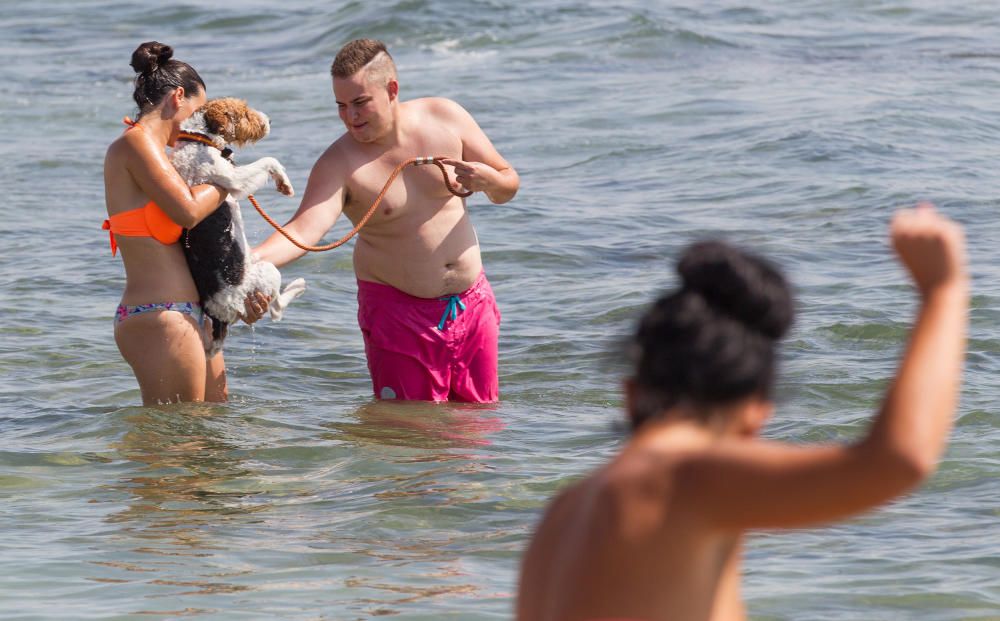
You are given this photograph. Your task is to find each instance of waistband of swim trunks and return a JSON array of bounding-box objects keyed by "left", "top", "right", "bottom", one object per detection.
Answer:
[{"left": 356, "top": 270, "right": 489, "bottom": 305}]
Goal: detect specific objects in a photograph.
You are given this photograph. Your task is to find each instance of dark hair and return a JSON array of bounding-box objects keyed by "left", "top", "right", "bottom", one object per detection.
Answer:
[
  {"left": 130, "top": 41, "right": 205, "bottom": 114},
  {"left": 331, "top": 38, "right": 396, "bottom": 82},
  {"left": 629, "top": 240, "right": 794, "bottom": 430}
]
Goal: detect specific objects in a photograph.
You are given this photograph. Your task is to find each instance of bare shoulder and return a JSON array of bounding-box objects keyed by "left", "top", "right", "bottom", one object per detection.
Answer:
[
  {"left": 106, "top": 129, "right": 143, "bottom": 163},
  {"left": 544, "top": 460, "right": 648, "bottom": 518},
  {"left": 312, "top": 135, "right": 353, "bottom": 175},
  {"left": 107, "top": 129, "right": 167, "bottom": 177},
  {"left": 533, "top": 476, "right": 587, "bottom": 538},
  {"left": 608, "top": 449, "right": 681, "bottom": 500},
  {"left": 536, "top": 456, "right": 677, "bottom": 538},
  {"left": 408, "top": 96, "right": 472, "bottom": 121}
]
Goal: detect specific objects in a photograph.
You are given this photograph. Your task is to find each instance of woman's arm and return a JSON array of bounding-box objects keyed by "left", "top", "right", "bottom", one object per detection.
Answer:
[
  {"left": 120, "top": 130, "right": 225, "bottom": 227},
  {"left": 675, "top": 205, "right": 968, "bottom": 530}
]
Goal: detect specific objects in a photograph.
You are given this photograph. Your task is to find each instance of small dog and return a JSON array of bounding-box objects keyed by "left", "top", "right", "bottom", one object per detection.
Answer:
[{"left": 171, "top": 97, "right": 306, "bottom": 356}]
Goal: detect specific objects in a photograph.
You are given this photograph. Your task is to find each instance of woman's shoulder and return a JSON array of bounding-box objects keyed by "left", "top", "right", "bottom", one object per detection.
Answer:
[{"left": 105, "top": 125, "right": 154, "bottom": 167}]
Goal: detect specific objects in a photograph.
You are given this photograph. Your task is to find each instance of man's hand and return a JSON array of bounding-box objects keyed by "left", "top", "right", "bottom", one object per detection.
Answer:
[
  {"left": 241, "top": 290, "right": 271, "bottom": 324},
  {"left": 439, "top": 158, "right": 496, "bottom": 194}
]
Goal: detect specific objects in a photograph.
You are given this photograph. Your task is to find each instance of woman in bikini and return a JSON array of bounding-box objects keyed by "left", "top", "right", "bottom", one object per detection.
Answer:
[
  {"left": 103, "top": 41, "right": 265, "bottom": 405},
  {"left": 516, "top": 205, "right": 967, "bottom": 621}
]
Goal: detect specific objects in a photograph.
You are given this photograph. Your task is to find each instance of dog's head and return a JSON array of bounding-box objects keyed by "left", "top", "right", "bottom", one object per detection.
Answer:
[{"left": 193, "top": 97, "right": 271, "bottom": 147}]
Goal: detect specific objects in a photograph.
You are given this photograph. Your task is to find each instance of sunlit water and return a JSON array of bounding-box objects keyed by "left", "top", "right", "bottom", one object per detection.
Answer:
[{"left": 2, "top": 1, "right": 999, "bottom": 619}]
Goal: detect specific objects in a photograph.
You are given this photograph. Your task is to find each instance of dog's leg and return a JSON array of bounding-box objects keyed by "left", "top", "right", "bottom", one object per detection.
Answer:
[
  {"left": 269, "top": 165, "right": 294, "bottom": 197},
  {"left": 243, "top": 260, "right": 306, "bottom": 322},
  {"left": 269, "top": 278, "right": 307, "bottom": 321},
  {"left": 209, "top": 154, "right": 294, "bottom": 198}
]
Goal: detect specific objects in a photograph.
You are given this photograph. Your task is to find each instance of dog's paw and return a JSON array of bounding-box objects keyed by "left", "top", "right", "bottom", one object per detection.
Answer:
[
  {"left": 282, "top": 277, "right": 306, "bottom": 299},
  {"left": 276, "top": 177, "right": 295, "bottom": 197},
  {"left": 268, "top": 277, "right": 306, "bottom": 321},
  {"left": 272, "top": 169, "right": 294, "bottom": 197}
]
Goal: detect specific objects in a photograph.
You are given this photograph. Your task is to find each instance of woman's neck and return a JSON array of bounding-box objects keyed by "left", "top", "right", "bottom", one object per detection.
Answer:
[
  {"left": 134, "top": 112, "right": 174, "bottom": 147},
  {"left": 627, "top": 417, "right": 720, "bottom": 457}
]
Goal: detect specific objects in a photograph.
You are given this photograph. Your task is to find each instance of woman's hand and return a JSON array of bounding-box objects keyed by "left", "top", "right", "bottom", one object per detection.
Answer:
[{"left": 891, "top": 203, "right": 967, "bottom": 299}]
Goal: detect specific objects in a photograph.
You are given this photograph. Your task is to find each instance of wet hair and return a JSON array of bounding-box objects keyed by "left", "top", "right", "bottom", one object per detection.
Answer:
[
  {"left": 129, "top": 41, "right": 205, "bottom": 114},
  {"left": 629, "top": 240, "right": 794, "bottom": 430},
  {"left": 330, "top": 38, "right": 397, "bottom": 86}
]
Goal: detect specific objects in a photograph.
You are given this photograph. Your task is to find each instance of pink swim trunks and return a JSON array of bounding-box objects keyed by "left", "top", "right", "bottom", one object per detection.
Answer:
[{"left": 356, "top": 271, "right": 501, "bottom": 402}]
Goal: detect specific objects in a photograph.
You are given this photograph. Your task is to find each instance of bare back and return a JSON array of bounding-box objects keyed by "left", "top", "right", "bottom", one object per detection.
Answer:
[{"left": 518, "top": 431, "right": 746, "bottom": 621}]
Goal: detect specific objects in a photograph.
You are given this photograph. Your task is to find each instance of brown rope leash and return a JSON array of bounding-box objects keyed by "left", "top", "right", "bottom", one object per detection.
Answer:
[
  {"left": 248, "top": 156, "right": 472, "bottom": 252},
  {"left": 176, "top": 131, "right": 220, "bottom": 148}
]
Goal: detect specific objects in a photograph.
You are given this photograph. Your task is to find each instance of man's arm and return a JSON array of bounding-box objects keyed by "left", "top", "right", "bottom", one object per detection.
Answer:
[
  {"left": 253, "top": 149, "right": 346, "bottom": 268},
  {"left": 435, "top": 99, "right": 519, "bottom": 204}
]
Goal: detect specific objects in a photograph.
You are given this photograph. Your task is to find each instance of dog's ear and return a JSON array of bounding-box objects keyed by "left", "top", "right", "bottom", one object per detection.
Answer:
[
  {"left": 233, "top": 106, "right": 270, "bottom": 146},
  {"left": 203, "top": 101, "right": 235, "bottom": 139}
]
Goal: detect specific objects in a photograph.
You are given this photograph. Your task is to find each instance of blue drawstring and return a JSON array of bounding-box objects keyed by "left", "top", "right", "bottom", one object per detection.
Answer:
[{"left": 438, "top": 295, "right": 466, "bottom": 330}]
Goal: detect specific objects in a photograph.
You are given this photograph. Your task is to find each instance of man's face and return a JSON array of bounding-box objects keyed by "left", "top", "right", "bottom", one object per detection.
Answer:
[{"left": 334, "top": 68, "right": 394, "bottom": 143}]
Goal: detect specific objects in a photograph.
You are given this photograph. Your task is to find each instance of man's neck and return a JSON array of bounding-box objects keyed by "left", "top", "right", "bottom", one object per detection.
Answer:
[{"left": 369, "top": 106, "right": 404, "bottom": 148}]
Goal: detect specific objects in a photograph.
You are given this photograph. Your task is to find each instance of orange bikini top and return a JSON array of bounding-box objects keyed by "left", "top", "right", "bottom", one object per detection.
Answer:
[
  {"left": 101, "top": 117, "right": 183, "bottom": 256},
  {"left": 102, "top": 201, "right": 183, "bottom": 256}
]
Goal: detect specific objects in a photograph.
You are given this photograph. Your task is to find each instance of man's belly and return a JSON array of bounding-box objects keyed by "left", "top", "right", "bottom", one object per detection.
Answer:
[{"left": 352, "top": 226, "right": 483, "bottom": 298}]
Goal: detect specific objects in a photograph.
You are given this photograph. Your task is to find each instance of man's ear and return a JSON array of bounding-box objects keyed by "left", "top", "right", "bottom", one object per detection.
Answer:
[{"left": 387, "top": 79, "right": 399, "bottom": 101}]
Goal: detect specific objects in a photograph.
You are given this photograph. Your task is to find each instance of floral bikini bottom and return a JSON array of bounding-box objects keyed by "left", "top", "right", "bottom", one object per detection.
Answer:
[{"left": 114, "top": 301, "right": 205, "bottom": 326}]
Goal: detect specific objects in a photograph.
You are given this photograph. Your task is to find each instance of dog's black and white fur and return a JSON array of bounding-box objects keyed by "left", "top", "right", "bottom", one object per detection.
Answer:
[{"left": 171, "top": 97, "right": 305, "bottom": 356}]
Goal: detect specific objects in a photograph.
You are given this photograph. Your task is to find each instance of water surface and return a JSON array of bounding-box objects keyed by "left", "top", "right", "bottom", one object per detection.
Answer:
[{"left": 2, "top": 1, "right": 999, "bottom": 619}]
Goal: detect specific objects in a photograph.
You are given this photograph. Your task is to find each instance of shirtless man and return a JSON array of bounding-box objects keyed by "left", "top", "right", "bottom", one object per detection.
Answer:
[
  {"left": 254, "top": 39, "right": 519, "bottom": 402},
  {"left": 517, "top": 205, "right": 967, "bottom": 621}
]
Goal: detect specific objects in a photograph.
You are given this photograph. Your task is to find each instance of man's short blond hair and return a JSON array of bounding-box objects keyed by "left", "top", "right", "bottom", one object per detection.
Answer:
[{"left": 331, "top": 38, "right": 397, "bottom": 86}]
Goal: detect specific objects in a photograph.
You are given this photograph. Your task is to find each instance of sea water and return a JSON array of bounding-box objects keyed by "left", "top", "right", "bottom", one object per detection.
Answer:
[{"left": 1, "top": 1, "right": 999, "bottom": 619}]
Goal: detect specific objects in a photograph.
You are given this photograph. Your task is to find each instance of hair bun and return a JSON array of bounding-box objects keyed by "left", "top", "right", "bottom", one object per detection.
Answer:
[
  {"left": 130, "top": 41, "right": 174, "bottom": 75},
  {"left": 677, "top": 240, "right": 793, "bottom": 339}
]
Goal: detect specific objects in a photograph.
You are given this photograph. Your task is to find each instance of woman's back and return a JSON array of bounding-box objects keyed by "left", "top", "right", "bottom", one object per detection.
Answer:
[{"left": 518, "top": 424, "right": 745, "bottom": 621}]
